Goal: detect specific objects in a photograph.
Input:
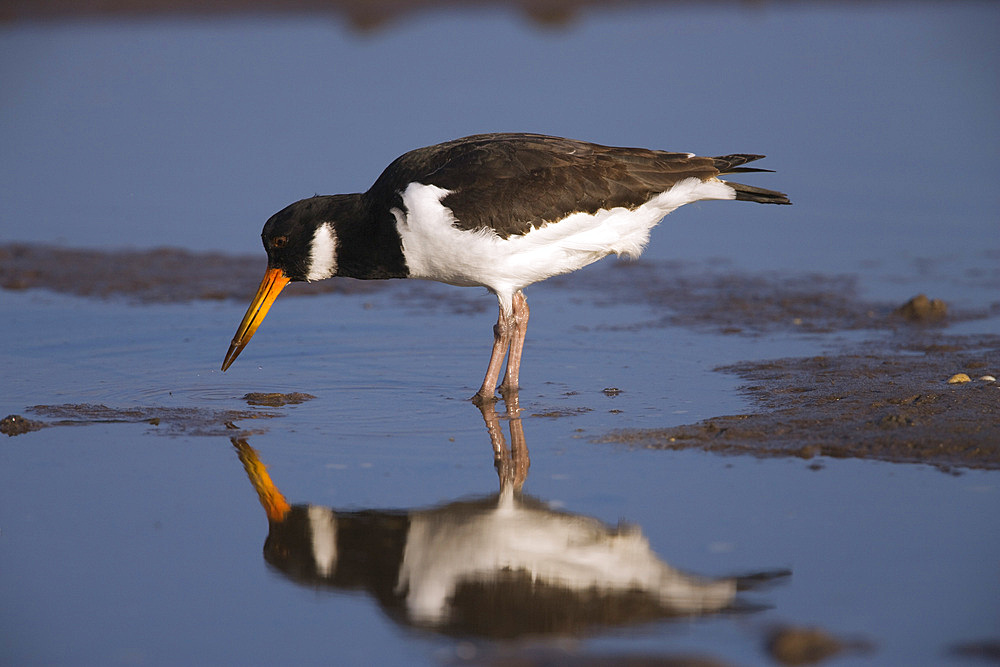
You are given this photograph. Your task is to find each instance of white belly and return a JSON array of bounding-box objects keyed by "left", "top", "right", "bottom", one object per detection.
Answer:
[{"left": 391, "top": 179, "right": 735, "bottom": 299}]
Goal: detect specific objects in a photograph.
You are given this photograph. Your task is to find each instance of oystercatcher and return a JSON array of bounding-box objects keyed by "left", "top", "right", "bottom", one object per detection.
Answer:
[{"left": 221, "top": 133, "right": 790, "bottom": 403}]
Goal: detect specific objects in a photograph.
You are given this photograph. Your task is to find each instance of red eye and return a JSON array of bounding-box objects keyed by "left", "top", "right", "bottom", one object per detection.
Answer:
[{"left": 272, "top": 236, "right": 288, "bottom": 248}]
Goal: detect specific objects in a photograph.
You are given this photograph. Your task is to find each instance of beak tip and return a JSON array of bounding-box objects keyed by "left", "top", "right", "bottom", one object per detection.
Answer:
[
  {"left": 221, "top": 346, "right": 240, "bottom": 372},
  {"left": 221, "top": 267, "right": 289, "bottom": 376}
]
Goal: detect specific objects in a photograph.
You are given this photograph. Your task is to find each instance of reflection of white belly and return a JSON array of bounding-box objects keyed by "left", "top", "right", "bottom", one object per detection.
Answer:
[
  {"left": 392, "top": 179, "right": 736, "bottom": 296},
  {"left": 396, "top": 493, "right": 736, "bottom": 624}
]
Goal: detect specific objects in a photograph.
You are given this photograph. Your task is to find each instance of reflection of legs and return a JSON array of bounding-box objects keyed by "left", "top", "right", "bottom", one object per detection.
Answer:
[
  {"left": 504, "top": 394, "right": 530, "bottom": 491},
  {"left": 499, "top": 291, "right": 529, "bottom": 398},
  {"left": 480, "top": 400, "right": 506, "bottom": 463},
  {"left": 478, "top": 394, "right": 530, "bottom": 492}
]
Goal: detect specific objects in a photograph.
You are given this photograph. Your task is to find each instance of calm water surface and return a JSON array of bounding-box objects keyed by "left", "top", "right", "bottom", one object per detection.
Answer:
[{"left": 3, "top": 284, "right": 998, "bottom": 665}]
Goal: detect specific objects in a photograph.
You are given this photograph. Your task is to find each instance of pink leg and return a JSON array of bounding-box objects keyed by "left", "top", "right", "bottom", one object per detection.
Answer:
[
  {"left": 499, "top": 291, "right": 529, "bottom": 397},
  {"left": 473, "top": 302, "right": 514, "bottom": 405}
]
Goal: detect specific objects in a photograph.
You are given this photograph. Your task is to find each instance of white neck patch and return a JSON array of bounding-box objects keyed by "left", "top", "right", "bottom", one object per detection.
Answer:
[{"left": 306, "top": 222, "right": 337, "bottom": 281}]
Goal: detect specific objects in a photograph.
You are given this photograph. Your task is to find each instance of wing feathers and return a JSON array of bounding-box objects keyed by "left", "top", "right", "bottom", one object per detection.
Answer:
[{"left": 367, "top": 134, "right": 789, "bottom": 237}]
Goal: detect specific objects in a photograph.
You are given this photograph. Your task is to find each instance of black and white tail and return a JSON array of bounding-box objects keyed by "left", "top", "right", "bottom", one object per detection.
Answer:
[{"left": 713, "top": 154, "right": 792, "bottom": 205}]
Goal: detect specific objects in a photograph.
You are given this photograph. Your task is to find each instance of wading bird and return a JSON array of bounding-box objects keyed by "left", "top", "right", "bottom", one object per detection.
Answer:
[{"left": 221, "top": 133, "right": 790, "bottom": 403}]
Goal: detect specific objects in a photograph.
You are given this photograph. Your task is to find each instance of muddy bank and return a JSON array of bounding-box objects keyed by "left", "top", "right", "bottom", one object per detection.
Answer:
[
  {"left": 1, "top": 392, "right": 318, "bottom": 437},
  {"left": 553, "top": 258, "right": 998, "bottom": 334},
  {"left": 603, "top": 334, "right": 1000, "bottom": 471},
  {"left": 0, "top": 244, "right": 383, "bottom": 303},
  {"left": 3, "top": 242, "right": 996, "bottom": 330},
  {"left": 2, "top": 404, "right": 281, "bottom": 438},
  {"left": 3, "top": 0, "right": 630, "bottom": 30},
  {"left": 544, "top": 256, "right": 1000, "bottom": 472}
]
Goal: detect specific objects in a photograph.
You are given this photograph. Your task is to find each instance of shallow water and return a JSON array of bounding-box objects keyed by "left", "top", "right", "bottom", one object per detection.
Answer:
[
  {"left": 3, "top": 280, "right": 998, "bottom": 665},
  {"left": 2, "top": 3, "right": 999, "bottom": 665}
]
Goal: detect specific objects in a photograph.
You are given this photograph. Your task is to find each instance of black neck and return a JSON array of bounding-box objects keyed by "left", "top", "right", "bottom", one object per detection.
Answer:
[{"left": 330, "top": 194, "right": 409, "bottom": 280}]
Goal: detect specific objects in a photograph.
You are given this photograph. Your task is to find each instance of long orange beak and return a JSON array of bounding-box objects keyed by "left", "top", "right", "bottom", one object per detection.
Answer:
[{"left": 221, "top": 267, "right": 291, "bottom": 371}]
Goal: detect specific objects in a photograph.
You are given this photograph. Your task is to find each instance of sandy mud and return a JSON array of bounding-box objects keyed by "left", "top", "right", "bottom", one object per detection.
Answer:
[
  {"left": 602, "top": 337, "right": 1000, "bottom": 472},
  {"left": 0, "top": 244, "right": 380, "bottom": 303},
  {"left": 2, "top": 404, "right": 281, "bottom": 438},
  {"left": 547, "top": 261, "right": 999, "bottom": 471}
]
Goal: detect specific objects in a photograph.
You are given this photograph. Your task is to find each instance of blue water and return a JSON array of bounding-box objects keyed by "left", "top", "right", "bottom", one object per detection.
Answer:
[
  {"left": 2, "top": 3, "right": 999, "bottom": 665},
  {"left": 2, "top": 282, "right": 998, "bottom": 665}
]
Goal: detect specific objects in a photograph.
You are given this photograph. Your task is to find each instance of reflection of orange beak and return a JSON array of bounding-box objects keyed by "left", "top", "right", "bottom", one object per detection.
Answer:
[
  {"left": 221, "top": 267, "right": 290, "bottom": 371},
  {"left": 232, "top": 437, "right": 290, "bottom": 523}
]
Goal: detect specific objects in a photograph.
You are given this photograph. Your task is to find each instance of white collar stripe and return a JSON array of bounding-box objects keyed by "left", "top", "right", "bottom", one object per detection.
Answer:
[{"left": 306, "top": 223, "right": 337, "bottom": 281}]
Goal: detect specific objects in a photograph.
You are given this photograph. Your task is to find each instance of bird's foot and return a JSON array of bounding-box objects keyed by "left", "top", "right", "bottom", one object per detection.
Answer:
[{"left": 471, "top": 390, "right": 499, "bottom": 407}]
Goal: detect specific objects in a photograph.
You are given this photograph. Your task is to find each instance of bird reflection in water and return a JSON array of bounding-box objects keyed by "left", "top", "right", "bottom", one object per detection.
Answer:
[{"left": 232, "top": 397, "right": 787, "bottom": 638}]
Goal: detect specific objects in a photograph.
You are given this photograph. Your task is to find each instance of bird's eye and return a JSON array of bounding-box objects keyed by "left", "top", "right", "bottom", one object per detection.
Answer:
[{"left": 272, "top": 236, "right": 288, "bottom": 248}]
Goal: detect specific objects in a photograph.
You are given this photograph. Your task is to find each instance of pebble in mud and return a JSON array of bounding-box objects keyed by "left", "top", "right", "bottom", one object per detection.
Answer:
[
  {"left": 766, "top": 626, "right": 845, "bottom": 665},
  {"left": 894, "top": 293, "right": 947, "bottom": 322},
  {"left": 766, "top": 625, "right": 873, "bottom": 665},
  {"left": 946, "top": 373, "right": 971, "bottom": 384}
]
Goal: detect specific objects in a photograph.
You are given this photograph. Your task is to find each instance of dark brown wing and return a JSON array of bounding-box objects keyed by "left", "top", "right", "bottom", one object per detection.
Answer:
[{"left": 365, "top": 133, "right": 721, "bottom": 239}]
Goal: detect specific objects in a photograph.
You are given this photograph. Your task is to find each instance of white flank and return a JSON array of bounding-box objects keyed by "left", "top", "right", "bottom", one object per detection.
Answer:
[
  {"left": 306, "top": 222, "right": 337, "bottom": 281},
  {"left": 307, "top": 505, "right": 338, "bottom": 577},
  {"left": 392, "top": 179, "right": 735, "bottom": 312}
]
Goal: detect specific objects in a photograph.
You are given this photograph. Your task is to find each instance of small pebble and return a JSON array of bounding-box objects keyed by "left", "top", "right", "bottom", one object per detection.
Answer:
[
  {"left": 979, "top": 375, "right": 996, "bottom": 382},
  {"left": 947, "top": 373, "right": 971, "bottom": 384},
  {"left": 895, "top": 293, "right": 947, "bottom": 322},
  {"left": 767, "top": 626, "right": 844, "bottom": 665}
]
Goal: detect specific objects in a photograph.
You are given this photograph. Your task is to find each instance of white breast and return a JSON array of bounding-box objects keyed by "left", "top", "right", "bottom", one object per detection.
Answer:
[{"left": 391, "top": 179, "right": 735, "bottom": 301}]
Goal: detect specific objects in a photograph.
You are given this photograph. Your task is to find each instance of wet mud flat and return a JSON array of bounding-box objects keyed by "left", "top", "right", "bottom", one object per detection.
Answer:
[
  {"left": 0, "top": 394, "right": 304, "bottom": 438},
  {"left": 0, "top": 243, "right": 382, "bottom": 303},
  {"left": 603, "top": 337, "right": 1000, "bottom": 472},
  {"left": 557, "top": 261, "right": 1000, "bottom": 472},
  {"left": 3, "top": 242, "right": 999, "bottom": 474}
]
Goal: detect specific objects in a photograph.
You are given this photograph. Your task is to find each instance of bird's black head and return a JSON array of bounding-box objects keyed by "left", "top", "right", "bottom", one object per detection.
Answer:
[
  {"left": 261, "top": 196, "right": 343, "bottom": 283},
  {"left": 220, "top": 194, "right": 356, "bottom": 372}
]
